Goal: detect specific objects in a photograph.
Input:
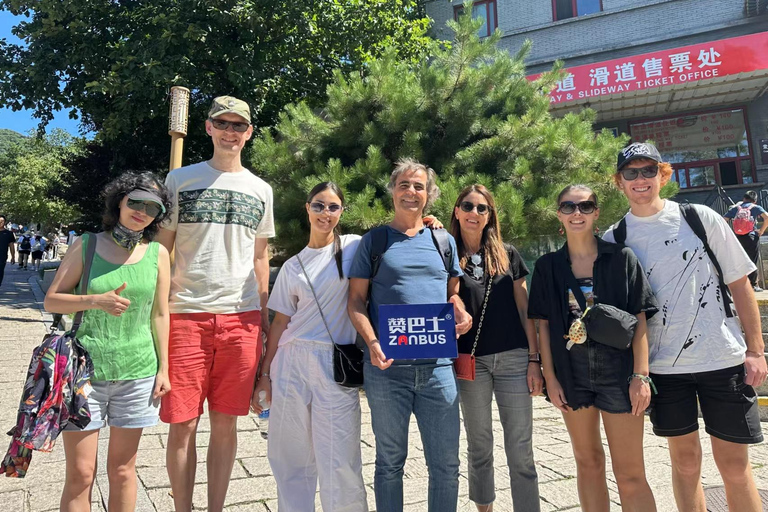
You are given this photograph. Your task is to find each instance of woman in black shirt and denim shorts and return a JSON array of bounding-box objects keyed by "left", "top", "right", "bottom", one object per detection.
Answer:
[{"left": 528, "top": 185, "right": 658, "bottom": 512}]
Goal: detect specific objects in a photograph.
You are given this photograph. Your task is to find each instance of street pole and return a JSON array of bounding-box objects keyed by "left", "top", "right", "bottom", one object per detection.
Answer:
[{"left": 168, "top": 86, "right": 190, "bottom": 171}]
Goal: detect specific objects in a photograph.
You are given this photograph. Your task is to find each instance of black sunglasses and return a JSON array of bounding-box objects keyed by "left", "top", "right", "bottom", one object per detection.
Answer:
[
  {"left": 459, "top": 201, "right": 491, "bottom": 215},
  {"left": 309, "top": 202, "right": 343, "bottom": 215},
  {"left": 127, "top": 199, "right": 163, "bottom": 218},
  {"left": 620, "top": 165, "right": 659, "bottom": 181},
  {"left": 558, "top": 201, "right": 598, "bottom": 215},
  {"left": 209, "top": 119, "right": 250, "bottom": 133}
]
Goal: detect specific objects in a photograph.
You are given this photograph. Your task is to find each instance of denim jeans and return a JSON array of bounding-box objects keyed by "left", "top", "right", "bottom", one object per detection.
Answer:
[
  {"left": 364, "top": 362, "right": 460, "bottom": 512},
  {"left": 458, "top": 349, "right": 540, "bottom": 511}
]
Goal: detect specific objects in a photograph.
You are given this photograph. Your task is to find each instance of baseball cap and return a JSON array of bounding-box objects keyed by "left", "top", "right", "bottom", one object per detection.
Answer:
[
  {"left": 617, "top": 142, "right": 663, "bottom": 170},
  {"left": 208, "top": 96, "right": 251, "bottom": 124},
  {"left": 127, "top": 188, "right": 166, "bottom": 213}
]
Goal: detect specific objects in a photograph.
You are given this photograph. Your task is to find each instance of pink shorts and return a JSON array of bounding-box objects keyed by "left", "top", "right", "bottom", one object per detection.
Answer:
[{"left": 160, "top": 310, "right": 262, "bottom": 423}]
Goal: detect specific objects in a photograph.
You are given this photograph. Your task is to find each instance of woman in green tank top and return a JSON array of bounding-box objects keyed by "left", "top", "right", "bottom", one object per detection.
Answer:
[{"left": 45, "top": 172, "right": 172, "bottom": 512}]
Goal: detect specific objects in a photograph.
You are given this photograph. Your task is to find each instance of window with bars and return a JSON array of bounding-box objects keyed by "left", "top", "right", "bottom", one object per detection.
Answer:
[
  {"left": 454, "top": 0, "right": 498, "bottom": 38},
  {"left": 553, "top": 0, "right": 602, "bottom": 21}
]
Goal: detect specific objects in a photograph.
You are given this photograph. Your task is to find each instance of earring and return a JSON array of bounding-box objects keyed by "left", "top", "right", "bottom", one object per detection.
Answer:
[
  {"left": 594, "top": 226, "right": 600, "bottom": 234},
  {"left": 558, "top": 226, "right": 564, "bottom": 236}
]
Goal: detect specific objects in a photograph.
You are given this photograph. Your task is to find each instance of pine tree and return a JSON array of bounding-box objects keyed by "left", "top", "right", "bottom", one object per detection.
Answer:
[{"left": 250, "top": 3, "right": 673, "bottom": 259}]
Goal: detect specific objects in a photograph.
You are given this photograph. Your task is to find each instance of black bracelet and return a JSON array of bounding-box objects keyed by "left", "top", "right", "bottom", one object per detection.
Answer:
[{"left": 528, "top": 360, "right": 541, "bottom": 365}]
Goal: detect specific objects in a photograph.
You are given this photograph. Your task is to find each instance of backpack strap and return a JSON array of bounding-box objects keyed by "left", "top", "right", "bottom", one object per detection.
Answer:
[
  {"left": 368, "top": 226, "right": 389, "bottom": 279},
  {"left": 613, "top": 217, "right": 628, "bottom": 245},
  {"left": 679, "top": 203, "right": 735, "bottom": 318},
  {"left": 429, "top": 228, "right": 453, "bottom": 274}
]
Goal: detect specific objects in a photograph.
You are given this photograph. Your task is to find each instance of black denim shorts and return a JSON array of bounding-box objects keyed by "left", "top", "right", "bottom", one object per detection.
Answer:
[
  {"left": 568, "top": 340, "right": 632, "bottom": 414},
  {"left": 650, "top": 364, "right": 763, "bottom": 444}
]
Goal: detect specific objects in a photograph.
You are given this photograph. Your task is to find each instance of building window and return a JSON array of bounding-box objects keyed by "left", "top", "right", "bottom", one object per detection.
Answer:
[
  {"left": 630, "top": 108, "right": 754, "bottom": 189},
  {"left": 454, "top": 0, "right": 498, "bottom": 38},
  {"left": 553, "top": 0, "right": 603, "bottom": 21}
]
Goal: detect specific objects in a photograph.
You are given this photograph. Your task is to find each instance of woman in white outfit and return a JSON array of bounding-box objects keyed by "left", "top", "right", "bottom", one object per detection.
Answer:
[{"left": 251, "top": 182, "right": 367, "bottom": 512}]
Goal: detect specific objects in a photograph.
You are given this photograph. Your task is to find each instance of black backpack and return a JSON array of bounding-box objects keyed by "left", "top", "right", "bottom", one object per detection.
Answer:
[
  {"left": 612, "top": 203, "right": 735, "bottom": 318},
  {"left": 19, "top": 236, "right": 31, "bottom": 251},
  {"left": 367, "top": 225, "right": 453, "bottom": 279}
]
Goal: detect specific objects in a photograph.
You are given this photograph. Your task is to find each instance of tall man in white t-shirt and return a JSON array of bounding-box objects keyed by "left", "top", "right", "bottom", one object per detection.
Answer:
[
  {"left": 157, "top": 96, "right": 275, "bottom": 512},
  {"left": 603, "top": 142, "right": 767, "bottom": 512}
]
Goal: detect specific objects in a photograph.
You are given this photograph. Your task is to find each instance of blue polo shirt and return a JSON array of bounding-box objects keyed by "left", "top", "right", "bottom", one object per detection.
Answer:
[{"left": 348, "top": 226, "right": 462, "bottom": 366}]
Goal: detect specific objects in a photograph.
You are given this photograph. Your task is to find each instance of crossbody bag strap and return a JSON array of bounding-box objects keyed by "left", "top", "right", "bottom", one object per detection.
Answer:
[
  {"left": 469, "top": 277, "right": 493, "bottom": 357},
  {"left": 296, "top": 254, "right": 337, "bottom": 346},
  {"left": 70, "top": 233, "right": 98, "bottom": 335}
]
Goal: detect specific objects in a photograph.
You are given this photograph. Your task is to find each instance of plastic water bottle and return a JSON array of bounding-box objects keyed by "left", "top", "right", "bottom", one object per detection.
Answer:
[{"left": 257, "top": 390, "right": 270, "bottom": 439}]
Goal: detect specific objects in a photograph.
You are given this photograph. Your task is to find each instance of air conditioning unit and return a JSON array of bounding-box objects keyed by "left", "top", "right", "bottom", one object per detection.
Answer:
[{"left": 745, "top": 0, "right": 767, "bottom": 16}]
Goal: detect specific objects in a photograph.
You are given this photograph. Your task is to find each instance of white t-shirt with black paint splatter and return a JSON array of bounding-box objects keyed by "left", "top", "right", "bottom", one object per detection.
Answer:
[{"left": 603, "top": 200, "right": 755, "bottom": 374}]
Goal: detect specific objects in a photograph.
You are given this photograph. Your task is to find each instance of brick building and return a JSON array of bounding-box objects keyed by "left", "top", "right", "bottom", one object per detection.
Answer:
[{"left": 425, "top": 0, "right": 768, "bottom": 206}]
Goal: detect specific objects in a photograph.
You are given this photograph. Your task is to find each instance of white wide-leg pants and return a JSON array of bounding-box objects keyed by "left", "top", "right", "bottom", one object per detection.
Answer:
[{"left": 268, "top": 340, "right": 368, "bottom": 512}]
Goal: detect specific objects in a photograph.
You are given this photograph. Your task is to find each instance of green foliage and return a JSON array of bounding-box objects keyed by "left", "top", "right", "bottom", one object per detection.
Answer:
[
  {"left": 0, "top": 129, "right": 80, "bottom": 228},
  {"left": 0, "top": 0, "right": 433, "bottom": 139},
  {"left": 251, "top": 4, "right": 631, "bottom": 257},
  {"left": 0, "top": 129, "right": 25, "bottom": 154}
]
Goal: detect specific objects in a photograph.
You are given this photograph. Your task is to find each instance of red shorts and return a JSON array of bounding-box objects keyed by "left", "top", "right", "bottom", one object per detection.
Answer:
[{"left": 160, "top": 310, "right": 262, "bottom": 423}]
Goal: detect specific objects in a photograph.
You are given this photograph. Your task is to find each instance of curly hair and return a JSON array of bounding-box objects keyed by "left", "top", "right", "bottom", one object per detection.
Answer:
[{"left": 101, "top": 171, "right": 173, "bottom": 241}]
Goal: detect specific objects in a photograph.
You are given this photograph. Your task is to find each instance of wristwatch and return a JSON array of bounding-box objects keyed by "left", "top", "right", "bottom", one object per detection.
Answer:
[{"left": 528, "top": 353, "right": 541, "bottom": 364}]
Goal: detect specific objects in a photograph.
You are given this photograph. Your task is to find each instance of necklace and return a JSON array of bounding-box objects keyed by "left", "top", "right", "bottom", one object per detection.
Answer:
[
  {"left": 468, "top": 252, "right": 484, "bottom": 279},
  {"left": 111, "top": 222, "right": 143, "bottom": 252}
]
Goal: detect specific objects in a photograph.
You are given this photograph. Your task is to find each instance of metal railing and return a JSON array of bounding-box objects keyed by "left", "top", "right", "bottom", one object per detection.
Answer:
[{"left": 702, "top": 184, "right": 735, "bottom": 216}]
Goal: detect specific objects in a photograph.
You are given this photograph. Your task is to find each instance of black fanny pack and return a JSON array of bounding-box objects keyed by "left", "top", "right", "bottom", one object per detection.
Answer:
[{"left": 565, "top": 267, "right": 637, "bottom": 350}]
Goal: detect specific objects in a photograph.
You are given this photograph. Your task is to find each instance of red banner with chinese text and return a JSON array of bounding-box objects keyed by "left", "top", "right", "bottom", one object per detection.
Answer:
[{"left": 529, "top": 31, "right": 768, "bottom": 105}]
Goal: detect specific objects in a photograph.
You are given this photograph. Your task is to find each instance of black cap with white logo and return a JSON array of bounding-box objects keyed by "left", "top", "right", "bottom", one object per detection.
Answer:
[{"left": 617, "top": 142, "right": 662, "bottom": 170}]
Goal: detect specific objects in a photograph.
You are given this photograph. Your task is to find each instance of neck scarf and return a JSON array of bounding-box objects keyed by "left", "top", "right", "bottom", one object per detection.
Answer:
[{"left": 112, "top": 222, "right": 143, "bottom": 252}]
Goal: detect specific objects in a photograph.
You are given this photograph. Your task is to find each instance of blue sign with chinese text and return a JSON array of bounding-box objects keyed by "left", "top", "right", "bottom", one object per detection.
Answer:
[{"left": 378, "top": 303, "right": 458, "bottom": 360}]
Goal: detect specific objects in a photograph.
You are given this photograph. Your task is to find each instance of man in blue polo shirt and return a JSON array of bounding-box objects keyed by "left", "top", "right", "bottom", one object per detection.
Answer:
[
  {"left": 348, "top": 158, "right": 472, "bottom": 512},
  {"left": 724, "top": 191, "right": 768, "bottom": 291}
]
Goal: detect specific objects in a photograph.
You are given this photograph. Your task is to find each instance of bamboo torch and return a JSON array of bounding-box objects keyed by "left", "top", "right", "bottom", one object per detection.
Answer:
[{"left": 168, "top": 86, "right": 191, "bottom": 171}]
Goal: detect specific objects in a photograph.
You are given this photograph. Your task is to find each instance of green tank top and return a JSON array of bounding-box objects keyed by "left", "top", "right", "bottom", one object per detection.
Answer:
[{"left": 77, "top": 233, "right": 160, "bottom": 381}]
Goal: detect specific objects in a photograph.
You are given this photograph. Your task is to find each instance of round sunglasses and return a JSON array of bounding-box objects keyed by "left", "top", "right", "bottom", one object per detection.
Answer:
[
  {"left": 127, "top": 199, "right": 163, "bottom": 218},
  {"left": 620, "top": 165, "right": 659, "bottom": 181},
  {"left": 209, "top": 119, "right": 250, "bottom": 133},
  {"left": 459, "top": 201, "right": 491, "bottom": 215},
  {"left": 558, "top": 201, "right": 598, "bottom": 215},
  {"left": 308, "top": 201, "right": 343, "bottom": 215}
]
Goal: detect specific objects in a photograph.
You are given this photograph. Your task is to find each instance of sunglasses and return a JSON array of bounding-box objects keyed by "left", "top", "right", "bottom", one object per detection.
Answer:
[
  {"left": 459, "top": 201, "right": 492, "bottom": 215},
  {"left": 209, "top": 119, "right": 250, "bottom": 133},
  {"left": 620, "top": 165, "right": 659, "bottom": 181},
  {"left": 309, "top": 202, "right": 343, "bottom": 215},
  {"left": 558, "top": 201, "right": 598, "bottom": 215},
  {"left": 127, "top": 199, "right": 163, "bottom": 218}
]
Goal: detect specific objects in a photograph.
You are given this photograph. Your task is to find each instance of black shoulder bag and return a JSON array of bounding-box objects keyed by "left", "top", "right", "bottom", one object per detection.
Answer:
[
  {"left": 564, "top": 265, "right": 637, "bottom": 350},
  {"left": 296, "top": 254, "right": 364, "bottom": 388}
]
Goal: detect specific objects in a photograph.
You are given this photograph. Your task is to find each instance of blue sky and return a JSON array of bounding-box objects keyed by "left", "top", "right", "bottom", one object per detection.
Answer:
[{"left": 0, "top": 10, "right": 82, "bottom": 136}]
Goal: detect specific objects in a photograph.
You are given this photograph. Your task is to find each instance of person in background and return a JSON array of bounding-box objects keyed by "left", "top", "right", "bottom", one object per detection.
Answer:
[
  {"left": 724, "top": 190, "right": 768, "bottom": 292},
  {"left": 30, "top": 233, "right": 46, "bottom": 271},
  {"left": 449, "top": 184, "right": 543, "bottom": 512},
  {"left": 252, "top": 182, "right": 367, "bottom": 512},
  {"left": 529, "top": 184, "right": 658, "bottom": 512},
  {"left": 17, "top": 230, "right": 32, "bottom": 270},
  {"left": 0, "top": 215, "right": 16, "bottom": 286},
  {"left": 45, "top": 171, "right": 172, "bottom": 512}
]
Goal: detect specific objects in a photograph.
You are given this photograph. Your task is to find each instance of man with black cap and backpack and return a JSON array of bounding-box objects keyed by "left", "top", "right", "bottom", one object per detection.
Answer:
[
  {"left": 604, "top": 142, "right": 767, "bottom": 512},
  {"left": 724, "top": 190, "right": 768, "bottom": 292}
]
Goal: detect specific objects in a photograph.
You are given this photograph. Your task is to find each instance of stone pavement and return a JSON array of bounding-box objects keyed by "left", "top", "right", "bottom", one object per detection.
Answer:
[{"left": 1, "top": 262, "right": 768, "bottom": 511}]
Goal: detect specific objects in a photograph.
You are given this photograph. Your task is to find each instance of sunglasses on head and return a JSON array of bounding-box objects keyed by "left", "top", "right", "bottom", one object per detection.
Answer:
[
  {"left": 308, "top": 202, "right": 343, "bottom": 215},
  {"left": 459, "top": 201, "right": 491, "bottom": 215},
  {"left": 209, "top": 119, "right": 250, "bottom": 133},
  {"left": 127, "top": 199, "right": 163, "bottom": 218},
  {"left": 620, "top": 164, "right": 659, "bottom": 181},
  {"left": 558, "top": 201, "right": 598, "bottom": 215}
]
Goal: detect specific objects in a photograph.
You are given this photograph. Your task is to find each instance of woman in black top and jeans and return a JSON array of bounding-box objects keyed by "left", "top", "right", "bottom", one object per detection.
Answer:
[
  {"left": 528, "top": 185, "right": 658, "bottom": 512},
  {"left": 451, "top": 184, "right": 544, "bottom": 512}
]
